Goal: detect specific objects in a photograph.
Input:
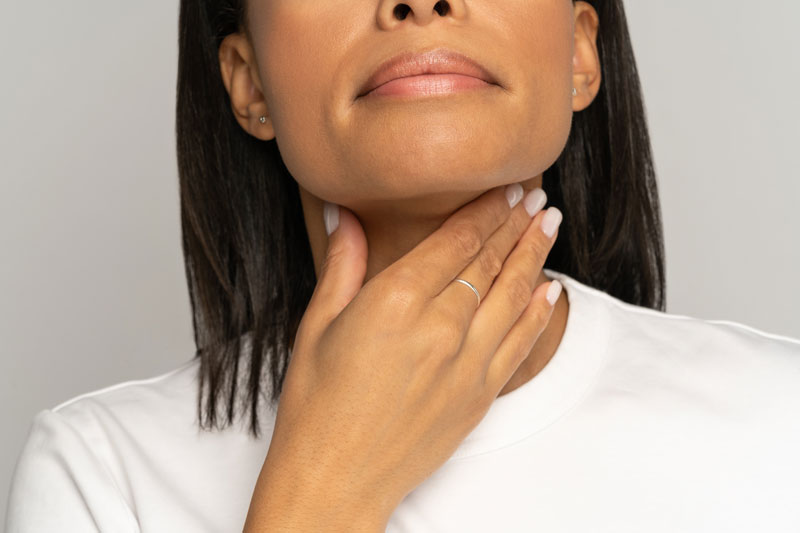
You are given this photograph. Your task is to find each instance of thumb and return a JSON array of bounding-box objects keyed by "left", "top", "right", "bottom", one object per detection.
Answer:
[{"left": 304, "top": 202, "right": 368, "bottom": 332}]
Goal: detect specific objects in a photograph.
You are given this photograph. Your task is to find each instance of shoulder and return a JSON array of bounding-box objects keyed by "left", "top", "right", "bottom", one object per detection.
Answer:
[
  {"left": 6, "top": 408, "right": 142, "bottom": 532},
  {"left": 552, "top": 273, "right": 800, "bottom": 485},
  {"left": 603, "top": 284, "right": 799, "bottom": 364},
  {"left": 6, "top": 359, "right": 200, "bottom": 532},
  {"left": 560, "top": 270, "right": 800, "bottom": 356},
  {"left": 555, "top": 270, "right": 800, "bottom": 393},
  {"left": 50, "top": 357, "right": 200, "bottom": 432},
  {"left": 42, "top": 357, "right": 206, "bottom": 487}
]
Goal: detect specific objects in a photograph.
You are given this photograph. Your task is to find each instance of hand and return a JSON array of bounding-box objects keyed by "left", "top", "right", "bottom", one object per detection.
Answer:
[{"left": 244, "top": 184, "right": 562, "bottom": 532}]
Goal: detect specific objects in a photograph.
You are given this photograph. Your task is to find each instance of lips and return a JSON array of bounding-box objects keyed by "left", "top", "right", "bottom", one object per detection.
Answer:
[{"left": 357, "top": 47, "right": 499, "bottom": 99}]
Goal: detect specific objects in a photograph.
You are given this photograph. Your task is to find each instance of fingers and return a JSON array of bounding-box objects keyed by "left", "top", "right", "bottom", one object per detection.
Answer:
[
  {"left": 432, "top": 187, "right": 548, "bottom": 332},
  {"left": 386, "top": 184, "right": 520, "bottom": 299},
  {"left": 461, "top": 206, "right": 562, "bottom": 370},
  {"left": 484, "top": 278, "right": 562, "bottom": 395}
]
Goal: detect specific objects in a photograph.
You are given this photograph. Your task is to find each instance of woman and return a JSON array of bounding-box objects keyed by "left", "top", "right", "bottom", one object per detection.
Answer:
[{"left": 7, "top": 0, "right": 800, "bottom": 531}]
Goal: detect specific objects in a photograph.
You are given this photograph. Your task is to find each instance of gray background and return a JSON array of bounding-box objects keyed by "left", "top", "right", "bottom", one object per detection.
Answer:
[{"left": 2, "top": 1, "right": 799, "bottom": 524}]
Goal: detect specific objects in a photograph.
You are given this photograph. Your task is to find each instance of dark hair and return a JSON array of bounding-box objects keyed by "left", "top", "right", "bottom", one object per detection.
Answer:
[{"left": 176, "top": 0, "right": 666, "bottom": 438}]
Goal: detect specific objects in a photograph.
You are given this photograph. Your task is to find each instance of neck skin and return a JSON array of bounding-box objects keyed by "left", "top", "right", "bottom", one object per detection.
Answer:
[{"left": 297, "top": 173, "right": 569, "bottom": 398}]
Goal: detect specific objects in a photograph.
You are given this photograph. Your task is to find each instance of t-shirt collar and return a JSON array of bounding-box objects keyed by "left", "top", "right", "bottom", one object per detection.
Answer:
[{"left": 445, "top": 268, "right": 611, "bottom": 462}]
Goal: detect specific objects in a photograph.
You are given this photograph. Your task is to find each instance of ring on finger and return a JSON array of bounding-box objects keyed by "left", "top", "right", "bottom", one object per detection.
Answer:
[{"left": 454, "top": 278, "right": 481, "bottom": 307}]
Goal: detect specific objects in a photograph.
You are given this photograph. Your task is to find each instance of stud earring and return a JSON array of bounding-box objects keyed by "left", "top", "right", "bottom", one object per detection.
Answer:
[
  {"left": 572, "top": 88, "right": 577, "bottom": 96},
  {"left": 259, "top": 116, "right": 267, "bottom": 124}
]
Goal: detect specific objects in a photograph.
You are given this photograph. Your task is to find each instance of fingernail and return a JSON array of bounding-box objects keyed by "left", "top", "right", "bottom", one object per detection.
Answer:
[
  {"left": 523, "top": 188, "right": 547, "bottom": 217},
  {"left": 505, "top": 183, "right": 524, "bottom": 208},
  {"left": 541, "top": 207, "right": 562, "bottom": 238},
  {"left": 323, "top": 202, "right": 340, "bottom": 235},
  {"left": 546, "top": 280, "right": 562, "bottom": 306}
]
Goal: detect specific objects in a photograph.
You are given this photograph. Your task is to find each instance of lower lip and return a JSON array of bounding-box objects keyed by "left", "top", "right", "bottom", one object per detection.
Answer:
[{"left": 363, "top": 73, "right": 494, "bottom": 98}]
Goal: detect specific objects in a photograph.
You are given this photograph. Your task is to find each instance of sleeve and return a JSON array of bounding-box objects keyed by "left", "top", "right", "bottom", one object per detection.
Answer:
[{"left": 5, "top": 409, "right": 140, "bottom": 533}]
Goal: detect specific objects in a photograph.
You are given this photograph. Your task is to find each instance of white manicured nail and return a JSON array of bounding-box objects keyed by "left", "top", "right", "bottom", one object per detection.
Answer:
[
  {"left": 546, "top": 280, "right": 562, "bottom": 306},
  {"left": 524, "top": 188, "right": 547, "bottom": 217},
  {"left": 324, "top": 202, "right": 340, "bottom": 235},
  {"left": 541, "top": 207, "right": 562, "bottom": 238},
  {"left": 505, "top": 183, "right": 524, "bottom": 208}
]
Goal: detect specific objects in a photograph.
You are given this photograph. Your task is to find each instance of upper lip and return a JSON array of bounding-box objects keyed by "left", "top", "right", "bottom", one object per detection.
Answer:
[{"left": 357, "top": 47, "right": 499, "bottom": 98}]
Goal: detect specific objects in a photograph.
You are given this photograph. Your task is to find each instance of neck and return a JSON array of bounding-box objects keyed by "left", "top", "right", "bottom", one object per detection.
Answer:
[{"left": 296, "top": 174, "right": 569, "bottom": 398}]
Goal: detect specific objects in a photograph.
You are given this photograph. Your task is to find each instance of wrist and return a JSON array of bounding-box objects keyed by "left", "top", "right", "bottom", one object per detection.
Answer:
[{"left": 243, "top": 453, "right": 391, "bottom": 532}]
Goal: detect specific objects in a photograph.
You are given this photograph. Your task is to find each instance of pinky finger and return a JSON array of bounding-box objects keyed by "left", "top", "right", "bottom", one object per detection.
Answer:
[{"left": 484, "top": 280, "right": 562, "bottom": 397}]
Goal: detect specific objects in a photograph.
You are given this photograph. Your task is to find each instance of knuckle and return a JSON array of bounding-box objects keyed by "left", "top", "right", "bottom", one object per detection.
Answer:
[
  {"left": 477, "top": 245, "right": 505, "bottom": 279},
  {"left": 448, "top": 221, "right": 483, "bottom": 259},
  {"left": 390, "top": 264, "right": 422, "bottom": 290},
  {"left": 505, "top": 273, "right": 533, "bottom": 309},
  {"left": 525, "top": 291, "right": 551, "bottom": 326},
  {"left": 511, "top": 210, "right": 532, "bottom": 235},
  {"left": 523, "top": 233, "right": 550, "bottom": 259},
  {"left": 384, "top": 284, "right": 419, "bottom": 312},
  {"left": 319, "top": 246, "right": 345, "bottom": 279},
  {"left": 489, "top": 199, "right": 510, "bottom": 231},
  {"left": 377, "top": 272, "right": 421, "bottom": 313},
  {"left": 426, "top": 305, "right": 466, "bottom": 356}
]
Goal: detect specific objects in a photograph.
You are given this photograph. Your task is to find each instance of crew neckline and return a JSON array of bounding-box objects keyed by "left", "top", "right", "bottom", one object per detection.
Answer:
[{"left": 445, "top": 268, "right": 611, "bottom": 462}]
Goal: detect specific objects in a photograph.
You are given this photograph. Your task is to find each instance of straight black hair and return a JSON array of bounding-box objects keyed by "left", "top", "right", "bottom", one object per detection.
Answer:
[{"left": 176, "top": 0, "right": 666, "bottom": 438}]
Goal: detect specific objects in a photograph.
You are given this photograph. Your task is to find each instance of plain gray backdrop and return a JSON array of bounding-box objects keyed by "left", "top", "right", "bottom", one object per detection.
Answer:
[{"left": 2, "top": 1, "right": 799, "bottom": 524}]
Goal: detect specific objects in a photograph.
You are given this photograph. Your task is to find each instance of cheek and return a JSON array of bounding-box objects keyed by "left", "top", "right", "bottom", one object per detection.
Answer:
[
  {"left": 251, "top": 5, "right": 343, "bottom": 193},
  {"left": 504, "top": 2, "right": 575, "bottom": 166}
]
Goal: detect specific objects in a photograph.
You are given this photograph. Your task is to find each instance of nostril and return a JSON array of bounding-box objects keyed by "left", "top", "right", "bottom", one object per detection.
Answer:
[
  {"left": 392, "top": 1, "right": 451, "bottom": 20},
  {"left": 393, "top": 5, "right": 411, "bottom": 20}
]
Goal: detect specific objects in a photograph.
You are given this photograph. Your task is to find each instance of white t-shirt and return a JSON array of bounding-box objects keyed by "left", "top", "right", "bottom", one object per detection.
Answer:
[{"left": 6, "top": 268, "right": 800, "bottom": 532}]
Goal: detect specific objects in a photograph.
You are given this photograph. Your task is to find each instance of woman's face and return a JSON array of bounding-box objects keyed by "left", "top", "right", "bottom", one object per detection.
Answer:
[{"left": 226, "top": 0, "right": 597, "bottom": 212}]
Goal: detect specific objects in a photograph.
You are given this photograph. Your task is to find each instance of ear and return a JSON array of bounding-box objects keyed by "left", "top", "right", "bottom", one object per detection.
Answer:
[
  {"left": 571, "top": 1, "right": 601, "bottom": 111},
  {"left": 218, "top": 33, "right": 276, "bottom": 141}
]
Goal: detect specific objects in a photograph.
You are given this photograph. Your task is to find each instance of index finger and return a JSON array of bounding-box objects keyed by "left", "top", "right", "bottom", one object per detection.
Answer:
[{"left": 387, "top": 183, "right": 522, "bottom": 298}]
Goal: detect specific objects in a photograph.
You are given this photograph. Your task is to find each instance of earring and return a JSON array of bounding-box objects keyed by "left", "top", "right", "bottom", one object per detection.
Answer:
[
  {"left": 572, "top": 88, "right": 577, "bottom": 96},
  {"left": 259, "top": 116, "right": 267, "bottom": 124}
]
